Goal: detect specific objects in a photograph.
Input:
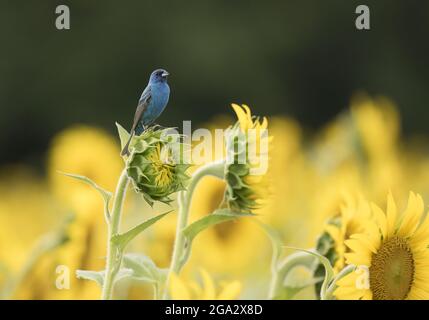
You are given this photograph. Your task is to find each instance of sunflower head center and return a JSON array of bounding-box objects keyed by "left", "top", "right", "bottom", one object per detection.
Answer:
[
  {"left": 369, "top": 236, "right": 414, "bottom": 300},
  {"left": 147, "top": 144, "right": 175, "bottom": 187}
]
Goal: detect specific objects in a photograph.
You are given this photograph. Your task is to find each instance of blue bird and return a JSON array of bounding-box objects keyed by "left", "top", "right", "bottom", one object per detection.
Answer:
[{"left": 121, "top": 68, "right": 170, "bottom": 156}]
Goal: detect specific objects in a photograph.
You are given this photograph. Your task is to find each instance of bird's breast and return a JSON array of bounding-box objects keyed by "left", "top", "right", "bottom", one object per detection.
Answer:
[
  {"left": 141, "top": 83, "right": 170, "bottom": 125},
  {"left": 150, "top": 83, "right": 170, "bottom": 108}
]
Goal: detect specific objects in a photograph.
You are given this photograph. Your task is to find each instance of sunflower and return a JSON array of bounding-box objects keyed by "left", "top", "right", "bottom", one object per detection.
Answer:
[
  {"left": 318, "top": 194, "right": 370, "bottom": 273},
  {"left": 169, "top": 269, "right": 241, "bottom": 300},
  {"left": 223, "top": 104, "right": 270, "bottom": 213},
  {"left": 122, "top": 127, "right": 190, "bottom": 206},
  {"left": 334, "top": 192, "right": 429, "bottom": 300}
]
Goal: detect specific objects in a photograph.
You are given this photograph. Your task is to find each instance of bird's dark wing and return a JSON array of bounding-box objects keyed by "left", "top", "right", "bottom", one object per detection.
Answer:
[
  {"left": 121, "top": 86, "right": 152, "bottom": 156},
  {"left": 130, "top": 86, "right": 152, "bottom": 133}
]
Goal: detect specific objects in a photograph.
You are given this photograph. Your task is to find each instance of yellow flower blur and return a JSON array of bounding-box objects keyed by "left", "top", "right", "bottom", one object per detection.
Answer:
[
  {"left": 48, "top": 125, "right": 123, "bottom": 219},
  {"left": 323, "top": 194, "right": 369, "bottom": 272},
  {"left": 169, "top": 269, "right": 241, "bottom": 300},
  {"left": 189, "top": 175, "right": 269, "bottom": 276},
  {"left": 11, "top": 125, "right": 123, "bottom": 299}
]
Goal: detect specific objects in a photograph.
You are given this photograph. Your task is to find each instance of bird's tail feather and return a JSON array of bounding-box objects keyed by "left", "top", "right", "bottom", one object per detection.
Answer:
[{"left": 121, "top": 133, "right": 134, "bottom": 156}]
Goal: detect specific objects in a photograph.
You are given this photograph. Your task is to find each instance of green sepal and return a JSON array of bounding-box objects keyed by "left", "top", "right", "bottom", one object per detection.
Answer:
[{"left": 116, "top": 122, "right": 130, "bottom": 151}]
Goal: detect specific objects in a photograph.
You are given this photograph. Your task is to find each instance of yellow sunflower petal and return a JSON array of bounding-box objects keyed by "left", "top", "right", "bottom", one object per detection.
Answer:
[
  {"left": 334, "top": 273, "right": 368, "bottom": 300},
  {"left": 345, "top": 239, "right": 373, "bottom": 257},
  {"left": 357, "top": 198, "right": 372, "bottom": 220},
  {"left": 409, "top": 210, "right": 429, "bottom": 250},
  {"left": 336, "top": 272, "right": 358, "bottom": 287},
  {"left": 386, "top": 191, "right": 397, "bottom": 237},
  {"left": 217, "top": 281, "right": 242, "bottom": 300},
  {"left": 231, "top": 104, "right": 249, "bottom": 131},
  {"left": 407, "top": 286, "right": 429, "bottom": 300},
  {"left": 241, "top": 104, "right": 252, "bottom": 118},
  {"left": 397, "top": 192, "right": 424, "bottom": 238},
  {"left": 412, "top": 278, "right": 429, "bottom": 292},
  {"left": 361, "top": 290, "right": 373, "bottom": 300},
  {"left": 260, "top": 117, "right": 268, "bottom": 130},
  {"left": 325, "top": 225, "right": 341, "bottom": 241},
  {"left": 371, "top": 203, "right": 387, "bottom": 240},
  {"left": 334, "top": 286, "right": 364, "bottom": 300},
  {"left": 365, "top": 220, "right": 382, "bottom": 249},
  {"left": 344, "top": 251, "right": 371, "bottom": 266},
  {"left": 349, "top": 233, "right": 377, "bottom": 253}
]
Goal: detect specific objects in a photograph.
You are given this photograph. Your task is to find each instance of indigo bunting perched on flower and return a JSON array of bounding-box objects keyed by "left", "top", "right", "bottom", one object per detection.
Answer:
[{"left": 121, "top": 69, "right": 170, "bottom": 156}]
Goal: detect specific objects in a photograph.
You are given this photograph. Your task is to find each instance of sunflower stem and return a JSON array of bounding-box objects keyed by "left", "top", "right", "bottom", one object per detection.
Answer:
[
  {"left": 162, "top": 160, "right": 225, "bottom": 299},
  {"left": 101, "top": 169, "right": 129, "bottom": 300},
  {"left": 322, "top": 264, "right": 355, "bottom": 300},
  {"left": 268, "top": 251, "right": 317, "bottom": 300}
]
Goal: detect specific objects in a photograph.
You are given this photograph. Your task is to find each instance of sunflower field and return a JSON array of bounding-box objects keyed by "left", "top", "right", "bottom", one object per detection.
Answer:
[
  {"left": 1, "top": 1, "right": 429, "bottom": 303},
  {"left": 1, "top": 94, "right": 429, "bottom": 300}
]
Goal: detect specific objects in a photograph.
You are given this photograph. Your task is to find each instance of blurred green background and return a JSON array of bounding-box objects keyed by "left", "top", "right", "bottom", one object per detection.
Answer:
[{"left": 1, "top": 0, "right": 428, "bottom": 169}]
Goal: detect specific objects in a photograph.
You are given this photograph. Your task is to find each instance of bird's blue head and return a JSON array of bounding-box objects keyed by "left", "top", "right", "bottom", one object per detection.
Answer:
[{"left": 149, "top": 68, "right": 169, "bottom": 84}]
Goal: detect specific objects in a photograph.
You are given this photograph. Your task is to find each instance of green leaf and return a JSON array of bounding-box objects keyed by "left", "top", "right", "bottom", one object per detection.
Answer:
[
  {"left": 121, "top": 253, "right": 168, "bottom": 298},
  {"left": 112, "top": 210, "right": 173, "bottom": 249},
  {"left": 59, "top": 172, "right": 112, "bottom": 202},
  {"left": 76, "top": 268, "right": 133, "bottom": 287},
  {"left": 284, "top": 246, "right": 334, "bottom": 300},
  {"left": 59, "top": 172, "right": 112, "bottom": 221},
  {"left": 115, "top": 268, "right": 134, "bottom": 283},
  {"left": 116, "top": 122, "right": 131, "bottom": 150},
  {"left": 122, "top": 253, "right": 168, "bottom": 284},
  {"left": 76, "top": 270, "right": 104, "bottom": 287},
  {"left": 179, "top": 209, "right": 252, "bottom": 270},
  {"left": 182, "top": 208, "right": 253, "bottom": 243}
]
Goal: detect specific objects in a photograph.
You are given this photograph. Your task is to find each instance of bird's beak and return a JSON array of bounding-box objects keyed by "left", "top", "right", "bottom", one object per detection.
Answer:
[{"left": 162, "top": 71, "right": 169, "bottom": 78}]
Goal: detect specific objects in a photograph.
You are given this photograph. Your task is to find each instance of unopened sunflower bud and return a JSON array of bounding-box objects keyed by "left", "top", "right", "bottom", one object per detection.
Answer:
[
  {"left": 125, "top": 128, "right": 190, "bottom": 206},
  {"left": 223, "top": 104, "right": 270, "bottom": 213}
]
